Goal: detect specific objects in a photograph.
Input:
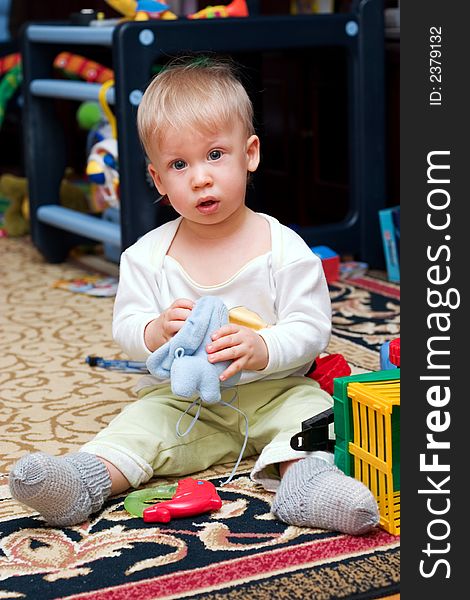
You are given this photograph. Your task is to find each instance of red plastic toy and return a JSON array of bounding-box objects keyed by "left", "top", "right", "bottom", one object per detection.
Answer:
[
  {"left": 311, "top": 245, "right": 340, "bottom": 284},
  {"left": 143, "top": 478, "right": 222, "bottom": 523},
  {"left": 389, "top": 337, "right": 400, "bottom": 367},
  {"left": 308, "top": 353, "right": 351, "bottom": 396}
]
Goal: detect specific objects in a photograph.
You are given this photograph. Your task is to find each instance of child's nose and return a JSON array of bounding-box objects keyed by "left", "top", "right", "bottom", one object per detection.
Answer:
[{"left": 191, "top": 166, "right": 212, "bottom": 189}]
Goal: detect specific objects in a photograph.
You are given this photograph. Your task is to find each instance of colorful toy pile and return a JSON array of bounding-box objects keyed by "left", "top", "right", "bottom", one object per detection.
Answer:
[{"left": 105, "top": 0, "right": 249, "bottom": 21}]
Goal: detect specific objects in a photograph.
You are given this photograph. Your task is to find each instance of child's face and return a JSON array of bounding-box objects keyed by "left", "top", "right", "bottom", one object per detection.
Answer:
[{"left": 147, "top": 121, "right": 260, "bottom": 225}]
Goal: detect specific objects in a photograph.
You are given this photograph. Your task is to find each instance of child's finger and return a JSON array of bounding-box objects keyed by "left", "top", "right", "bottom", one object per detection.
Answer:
[
  {"left": 211, "top": 324, "right": 238, "bottom": 341},
  {"left": 168, "top": 308, "right": 189, "bottom": 322},
  {"left": 219, "top": 358, "right": 243, "bottom": 382},
  {"left": 207, "top": 333, "right": 237, "bottom": 354},
  {"left": 171, "top": 298, "right": 194, "bottom": 311},
  {"left": 207, "top": 344, "right": 240, "bottom": 363}
]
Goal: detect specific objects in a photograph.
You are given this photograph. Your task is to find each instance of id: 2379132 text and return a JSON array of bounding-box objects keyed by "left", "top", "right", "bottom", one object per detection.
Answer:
[{"left": 429, "top": 26, "right": 442, "bottom": 107}]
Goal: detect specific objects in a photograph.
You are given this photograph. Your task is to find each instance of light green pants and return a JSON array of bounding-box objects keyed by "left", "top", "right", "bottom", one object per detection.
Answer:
[{"left": 81, "top": 376, "right": 333, "bottom": 490}]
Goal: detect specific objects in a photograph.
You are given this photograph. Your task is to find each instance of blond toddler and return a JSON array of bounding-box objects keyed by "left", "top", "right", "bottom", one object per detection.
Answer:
[{"left": 10, "top": 57, "right": 379, "bottom": 535}]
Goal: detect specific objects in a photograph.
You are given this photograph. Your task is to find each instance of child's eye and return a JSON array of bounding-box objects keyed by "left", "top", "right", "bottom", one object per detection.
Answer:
[
  {"left": 171, "top": 159, "right": 186, "bottom": 170},
  {"left": 208, "top": 150, "right": 222, "bottom": 161}
]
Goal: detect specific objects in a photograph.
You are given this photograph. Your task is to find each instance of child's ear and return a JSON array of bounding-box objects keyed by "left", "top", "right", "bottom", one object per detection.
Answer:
[
  {"left": 246, "top": 135, "right": 260, "bottom": 173},
  {"left": 148, "top": 163, "right": 166, "bottom": 195}
]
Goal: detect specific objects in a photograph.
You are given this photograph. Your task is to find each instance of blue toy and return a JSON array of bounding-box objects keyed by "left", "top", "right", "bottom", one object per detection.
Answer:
[
  {"left": 380, "top": 338, "right": 400, "bottom": 371},
  {"left": 311, "top": 245, "right": 340, "bottom": 284},
  {"left": 146, "top": 296, "right": 241, "bottom": 404},
  {"left": 380, "top": 341, "right": 395, "bottom": 370}
]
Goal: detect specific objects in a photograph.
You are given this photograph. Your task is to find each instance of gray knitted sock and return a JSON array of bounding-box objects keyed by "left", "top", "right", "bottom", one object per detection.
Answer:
[
  {"left": 9, "top": 452, "right": 112, "bottom": 527},
  {"left": 272, "top": 454, "right": 379, "bottom": 535}
]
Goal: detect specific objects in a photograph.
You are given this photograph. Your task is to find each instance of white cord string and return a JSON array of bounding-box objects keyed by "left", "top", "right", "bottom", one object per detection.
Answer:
[
  {"left": 175, "top": 397, "right": 202, "bottom": 437},
  {"left": 218, "top": 393, "right": 249, "bottom": 486},
  {"left": 175, "top": 389, "right": 249, "bottom": 486}
]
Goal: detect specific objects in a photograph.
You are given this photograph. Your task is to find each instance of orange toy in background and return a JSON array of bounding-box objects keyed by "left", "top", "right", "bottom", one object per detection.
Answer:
[
  {"left": 53, "top": 52, "right": 114, "bottom": 84},
  {"left": 0, "top": 53, "right": 21, "bottom": 76},
  {"left": 188, "top": 0, "right": 249, "bottom": 19}
]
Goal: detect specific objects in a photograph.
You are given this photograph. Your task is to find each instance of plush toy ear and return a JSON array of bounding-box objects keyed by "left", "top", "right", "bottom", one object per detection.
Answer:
[
  {"left": 146, "top": 343, "right": 173, "bottom": 379},
  {"left": 146, "top": 298, "right": 211, "bottom": 379},
  {"left": 173, "top": 296, "right": 215, "bottom": 355},
  {"left": 147, "top": 296, "right": 234, "bottom": 388}
]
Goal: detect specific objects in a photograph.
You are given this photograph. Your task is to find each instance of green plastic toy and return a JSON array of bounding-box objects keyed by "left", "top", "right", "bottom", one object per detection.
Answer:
[{"left": 124, "top": 484, "right": 177, "bottom": 518}]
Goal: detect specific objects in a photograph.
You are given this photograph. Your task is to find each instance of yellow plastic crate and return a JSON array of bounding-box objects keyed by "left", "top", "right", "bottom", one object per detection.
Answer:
[{"left": 346, "top": 379, "right": 400, "bottom": 535}]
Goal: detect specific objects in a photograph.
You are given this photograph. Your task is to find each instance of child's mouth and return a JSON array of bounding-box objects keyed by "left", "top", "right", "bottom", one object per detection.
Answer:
[{"left": 197, "top": 199, "right": 219, "bottom": 214}]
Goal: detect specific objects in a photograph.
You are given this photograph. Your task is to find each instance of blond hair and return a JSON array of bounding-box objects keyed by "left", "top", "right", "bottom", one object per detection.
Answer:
[{"left": 137, "top": 57, "right": 255, "bottom": 157}]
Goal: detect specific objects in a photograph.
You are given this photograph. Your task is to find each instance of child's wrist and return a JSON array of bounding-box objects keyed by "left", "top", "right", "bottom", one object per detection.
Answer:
[
  {"left": 257, "top": 334, "right": 269, "bottom": 370},
  {"left": 144, "top": 318, "right": 164, "bottom": 352}
]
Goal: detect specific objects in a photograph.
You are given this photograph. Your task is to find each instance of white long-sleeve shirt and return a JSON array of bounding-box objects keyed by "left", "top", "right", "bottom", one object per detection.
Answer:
[{"left": 113, "top": 213, "right": 332, "bottom": 389}]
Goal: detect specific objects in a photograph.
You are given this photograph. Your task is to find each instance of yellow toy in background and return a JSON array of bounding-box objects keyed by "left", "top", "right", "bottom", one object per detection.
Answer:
[
  {"left": 105, "top": 0, "right": 137, "bottom": 17},
  {"left": 59, "top": 173, "right": 92, "bottom": 214},
  {"left": 0, "top": 174, "right": 29, "bottom": 237},
  {"left": 0, "top": 171, "right": 90, "bottom": 238}
]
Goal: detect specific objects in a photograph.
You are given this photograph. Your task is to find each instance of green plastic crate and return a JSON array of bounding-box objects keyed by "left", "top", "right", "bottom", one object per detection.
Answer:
[
  {"left": 333, "top": 369, "right": 401, "bottom": 535},
  {"left": 333, "top": 369, "right": 400, "bottom": 483}
]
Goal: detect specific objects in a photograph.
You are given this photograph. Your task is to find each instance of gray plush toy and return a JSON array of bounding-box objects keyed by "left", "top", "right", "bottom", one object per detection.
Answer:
[{"left": 146, "top": 296, "right": 241, "bottom": 403}]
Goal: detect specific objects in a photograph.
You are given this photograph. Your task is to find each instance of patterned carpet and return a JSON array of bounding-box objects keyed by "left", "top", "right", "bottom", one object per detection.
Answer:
[{"left": 0, "top": 236, "right": 400, "bottom": 599}]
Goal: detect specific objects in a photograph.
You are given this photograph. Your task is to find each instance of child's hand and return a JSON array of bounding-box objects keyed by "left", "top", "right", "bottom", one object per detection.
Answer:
[
  {"left": 144, "top": 298, "right": 194, "bottom": 351},
  {"left": 206, "top": 324, "right": 269, "bottom": 381}
]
